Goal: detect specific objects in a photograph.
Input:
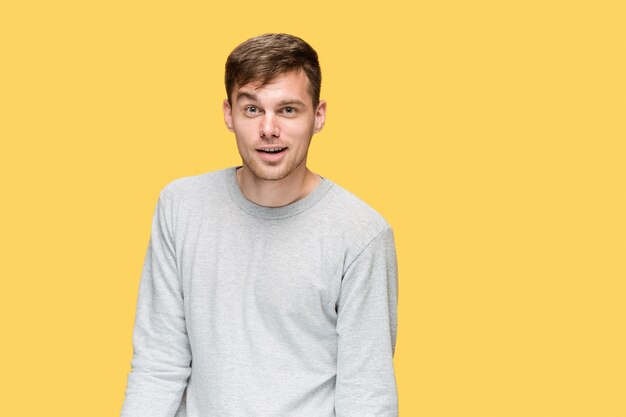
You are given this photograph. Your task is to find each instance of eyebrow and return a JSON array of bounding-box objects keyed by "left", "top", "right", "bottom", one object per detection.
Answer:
[
  {"left": 236, "top": 91, "right": 257, "bottom": 102},
  {"left": 276, "top": 99, "right": 307, "bottom": 108},
  {"left": 235, "top": 91, "right": 307, "bottom": 108}
]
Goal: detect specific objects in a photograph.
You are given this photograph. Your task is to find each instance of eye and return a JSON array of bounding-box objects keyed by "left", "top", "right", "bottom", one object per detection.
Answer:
[
  {"left": 244, "top": 105, "right": 260, "bottom": 115},
  {"left": 281, "top": 106, "right": 297, "bottom": 115}
]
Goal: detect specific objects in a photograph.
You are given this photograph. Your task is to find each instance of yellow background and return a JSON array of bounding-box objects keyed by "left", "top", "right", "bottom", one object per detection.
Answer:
[{"left": 1, "top": 0, "right": 624, "bottom": 415}]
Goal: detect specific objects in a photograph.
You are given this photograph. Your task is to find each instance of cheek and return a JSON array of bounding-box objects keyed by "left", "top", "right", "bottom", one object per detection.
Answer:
[
  {"left": 233, "top": 120, "right": 259, "bottom": 138},
  {"left": 283, "top": 119, "right": 316, "bottom": 137},
  {"left": 233, "top": 116, "right": 255, "bottom": 128}
]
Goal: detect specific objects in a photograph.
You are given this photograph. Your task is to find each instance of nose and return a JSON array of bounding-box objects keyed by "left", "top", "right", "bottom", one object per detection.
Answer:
[{"left": 259, "top": 113, "right": 280, "bottom": 139}]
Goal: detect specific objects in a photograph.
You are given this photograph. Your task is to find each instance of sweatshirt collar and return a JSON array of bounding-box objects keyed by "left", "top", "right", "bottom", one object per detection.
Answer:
[{"left": 226, "top": 166, "right": 333, "bottom": 220}]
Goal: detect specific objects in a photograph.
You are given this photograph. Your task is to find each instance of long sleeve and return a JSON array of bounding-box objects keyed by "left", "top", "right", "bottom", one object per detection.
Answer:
[
  {"left": 335, "top": 227, "right": 399, "bottom": 417},
  {"left": 121, "top": 194, "right": 192, "bottom": 417}
]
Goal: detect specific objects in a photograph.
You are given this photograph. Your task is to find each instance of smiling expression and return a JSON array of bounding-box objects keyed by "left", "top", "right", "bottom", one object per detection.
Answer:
[{"left": 223, "top": 70, "right": 326, "bottom": 182}]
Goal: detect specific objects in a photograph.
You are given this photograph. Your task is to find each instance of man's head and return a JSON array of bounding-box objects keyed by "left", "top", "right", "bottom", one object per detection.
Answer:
[
  {"left": 225, "top": 33, "right": 322, "bottom": 108},
  {"left": 223, "top": 34, "right": 326, "bottom": 184}
]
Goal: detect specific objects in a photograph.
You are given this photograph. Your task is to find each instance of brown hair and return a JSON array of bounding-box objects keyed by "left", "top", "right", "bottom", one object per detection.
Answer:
[{"left": 225, "top": 33, "right": 322, "bottom": 107}]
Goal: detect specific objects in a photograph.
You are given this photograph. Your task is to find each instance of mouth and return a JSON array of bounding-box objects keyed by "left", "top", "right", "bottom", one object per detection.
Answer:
[
  {"left": 256, "top": 146, "right": 288, "bottom": 163},
  {"left": 257, "top": 147, "right": 287, "bottom": 154}
]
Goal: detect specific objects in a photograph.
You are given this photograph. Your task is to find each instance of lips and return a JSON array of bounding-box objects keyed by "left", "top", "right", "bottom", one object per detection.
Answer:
[
  {"left": 257, "top": 147, "right": 287, "bottom": 154},
  {"left": 256, "top": 146, "right": 287, "bottom": 163}
]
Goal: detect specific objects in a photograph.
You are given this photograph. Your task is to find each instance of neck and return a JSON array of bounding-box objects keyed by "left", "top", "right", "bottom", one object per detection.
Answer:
[{"left": 236, "top": 165, "right": 321, "bottom": 207}]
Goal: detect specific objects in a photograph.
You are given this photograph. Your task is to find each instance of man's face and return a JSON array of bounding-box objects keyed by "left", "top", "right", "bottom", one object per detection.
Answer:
[{"left": 223, "top": 70, "right": 326, "bottom": 182}]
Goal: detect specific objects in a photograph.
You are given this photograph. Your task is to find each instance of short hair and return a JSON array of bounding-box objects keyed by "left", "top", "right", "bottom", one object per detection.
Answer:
[{"left": 225, "top": 33, "right": 322, "bottom": 107}]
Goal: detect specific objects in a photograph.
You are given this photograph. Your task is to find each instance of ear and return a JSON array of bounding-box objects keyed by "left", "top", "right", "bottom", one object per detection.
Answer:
[
  {"left": 223, "top": 99, "right": 234, "bottom": 131},
  {"left": 313, "top": 100, "right": 327, "bottom": 133}
]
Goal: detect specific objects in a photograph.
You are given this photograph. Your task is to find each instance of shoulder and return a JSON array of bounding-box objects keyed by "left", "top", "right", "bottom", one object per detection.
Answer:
[
  {"left": 153, "top": 168, "right": 234, "bottom": 228},
  {"left": 158, "top": 167, "right": 231, "bottom": 203},
  {"left": 322, "top": 181, "right": 390, "bottom": 230},
  {"left": 317, "top": 180, "right": 393, "bottom": 262}
]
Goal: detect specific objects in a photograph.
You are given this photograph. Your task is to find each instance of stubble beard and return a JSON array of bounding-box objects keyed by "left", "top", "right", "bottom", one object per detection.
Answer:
[{"left": 242, "top": 151, "right": 308, "bottom": 182}]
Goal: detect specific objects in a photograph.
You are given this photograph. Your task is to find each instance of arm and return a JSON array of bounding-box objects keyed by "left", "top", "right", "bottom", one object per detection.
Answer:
[
  {"left": 335, "top": 227, "right": 399, "bottom": 417},
  {"left": 121, "top": 193, "right": 191, "bottom": 417}
]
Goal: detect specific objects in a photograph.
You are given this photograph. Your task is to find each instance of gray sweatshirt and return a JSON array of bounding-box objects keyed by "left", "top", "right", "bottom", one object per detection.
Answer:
[{"left": 121, "top": 167, "right": 398, "bottom": 417}]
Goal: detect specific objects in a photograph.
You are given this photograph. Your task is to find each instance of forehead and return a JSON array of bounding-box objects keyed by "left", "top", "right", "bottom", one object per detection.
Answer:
[{"left": 234, "top": 70, "right": 313, "bottom": 104}]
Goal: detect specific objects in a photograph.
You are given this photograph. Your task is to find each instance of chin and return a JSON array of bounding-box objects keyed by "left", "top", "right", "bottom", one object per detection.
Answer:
[
  {"left": 245, "top": 164, "right": 289, "bottom": 181},
  {"left": 242, "top": 151, "right": 306, "bottom": 181},
  {"left": 249, "top": 173, "right": 282, "bottom": 181}
]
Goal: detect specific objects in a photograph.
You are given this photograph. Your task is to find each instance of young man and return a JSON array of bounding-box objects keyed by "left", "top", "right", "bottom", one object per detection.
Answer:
[{"left": 121, "top": 33, "right": 399, "bottom": 417}]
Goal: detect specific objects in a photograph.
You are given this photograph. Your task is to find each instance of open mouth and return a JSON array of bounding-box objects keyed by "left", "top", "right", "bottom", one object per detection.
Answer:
[{"left": 257, "top": 147, "right": 287, "bottom": 154}]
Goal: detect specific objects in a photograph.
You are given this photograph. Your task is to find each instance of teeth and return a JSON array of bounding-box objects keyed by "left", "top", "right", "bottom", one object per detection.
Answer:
[{"left": 260, "top": 147, "right": 285, "bottom": 153}]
